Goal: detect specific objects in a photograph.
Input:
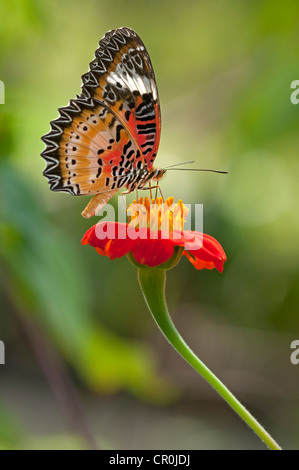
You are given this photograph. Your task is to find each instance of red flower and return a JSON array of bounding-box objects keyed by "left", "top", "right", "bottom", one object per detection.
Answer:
[{"left": 82, "top": 197, "right": 227, "bottom": 272}]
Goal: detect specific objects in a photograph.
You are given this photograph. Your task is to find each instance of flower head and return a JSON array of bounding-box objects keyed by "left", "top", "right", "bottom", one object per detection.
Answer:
[
  {"left": 82, "top": 197, "right": 226, "bottom": 272},
  {"left": 80, "top": 195, "right": 281, "bottom": 450}
]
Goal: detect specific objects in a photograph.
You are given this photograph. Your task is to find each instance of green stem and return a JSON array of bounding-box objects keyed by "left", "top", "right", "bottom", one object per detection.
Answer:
[{"left": 138, "top": 267, "right": 282, "bottom": 450}]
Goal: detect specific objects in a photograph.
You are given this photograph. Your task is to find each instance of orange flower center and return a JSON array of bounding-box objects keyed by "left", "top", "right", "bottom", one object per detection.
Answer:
[{"left": 127, "top": 196, "right": 188, "bottom": 232}]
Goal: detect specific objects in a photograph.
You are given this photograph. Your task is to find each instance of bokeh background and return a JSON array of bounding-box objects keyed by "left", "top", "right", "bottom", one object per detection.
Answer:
[{"left": 0, "top": 0, "right": 299, "bottom": 450}]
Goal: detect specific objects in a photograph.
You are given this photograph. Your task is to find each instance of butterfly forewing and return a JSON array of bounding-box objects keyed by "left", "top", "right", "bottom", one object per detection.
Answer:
[
  {"left": 42, "top": 27, "right": 161, "bottom": 211},
  {"left": 80, "top": 27, "right": 161, "bottom": 169}
]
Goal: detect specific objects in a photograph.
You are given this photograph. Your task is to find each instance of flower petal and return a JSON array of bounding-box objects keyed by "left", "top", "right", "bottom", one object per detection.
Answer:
[
  {"left": 81, "top": 225, "right": 97, "bottom": 245},
  {"left": 184, "top": 251, "right": 221, "bottom": 272},
  {"left": 185, "top": 232, "right": 227, "bottom": 273},
  {"left": 81, "top": 221, "right": 116, "bottom": 249},
  {"left": 82, "top": 222, "right": 138, "bottom": 260},
  {"left": 108, "top": 236, "right": 137, "bottom": 260},
  {"left": 131, "top": 235, "right": 176, "bottom": 267},
  {"left": 82, "top": 219, "right": 227, "bottom": 272}
]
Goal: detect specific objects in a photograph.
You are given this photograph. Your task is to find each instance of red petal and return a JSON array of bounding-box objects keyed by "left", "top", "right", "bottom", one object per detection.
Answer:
[
  {"left": 184, "top": 251, "right": 223, "bottom": 272},
  {"left": 95, "top": 247, "right": 108, "bottom": 257},
  {"left": 81, "top": 222, "right": 113, "bottom": 255},
  {"left": 131, "top": 236, "right": 176, "bottom": 267},
  {"left": 108, "top": 236, "right": 138, "bottom": 259},
  {"left": 82, "top": 222, "right": 138, "bottom": 260},
  {"left": 185, "top": 232, "right": 227, "bottom": 273},
  {"left": 81, "top": 225, "right": 96, "bottom": 245},
  {"left": 81, "top": 222, "right": 113, "bottom": 249}
]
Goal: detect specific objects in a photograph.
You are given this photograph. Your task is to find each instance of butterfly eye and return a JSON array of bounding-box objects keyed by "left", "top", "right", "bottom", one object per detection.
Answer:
[{"left": 155, "top": 169, "right": 165, "bottom": 180}]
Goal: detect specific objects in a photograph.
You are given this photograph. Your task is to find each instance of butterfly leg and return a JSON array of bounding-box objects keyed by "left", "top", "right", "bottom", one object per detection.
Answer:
[
  {"left": 157, "top": 184, "right": 165, "bottom": 201},
  {"left": 121, "top": 189, "right": 139, "bottom": 220},
  {"left": 121, "top": 191, "right": 129, "bottom": 210},
  {"left": 139, "top": 185, "right": 165, "bottom": 201},
  {"left": 149, "top": 181, "right": 153, "bottom": 200}
]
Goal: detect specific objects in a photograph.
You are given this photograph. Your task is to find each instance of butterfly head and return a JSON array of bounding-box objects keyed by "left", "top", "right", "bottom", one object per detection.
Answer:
[{"left": 152, "top": 168, "right": 166, "bottom": 181}]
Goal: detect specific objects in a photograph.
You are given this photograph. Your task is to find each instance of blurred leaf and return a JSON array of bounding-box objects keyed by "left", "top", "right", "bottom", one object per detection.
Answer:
[{"left": 0, "top": 402, "right": 21, "bottom": 450}]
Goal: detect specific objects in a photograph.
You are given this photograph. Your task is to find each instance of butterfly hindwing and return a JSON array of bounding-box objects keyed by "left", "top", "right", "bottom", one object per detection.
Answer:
[{"left": 42, "top": 97, "right": 141, "bottom": 196}]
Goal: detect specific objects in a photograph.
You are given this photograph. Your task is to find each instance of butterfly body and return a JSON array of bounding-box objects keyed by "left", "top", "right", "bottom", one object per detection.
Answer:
[{"left": 42, "top": 27, "right": 162, "bottom": 217}]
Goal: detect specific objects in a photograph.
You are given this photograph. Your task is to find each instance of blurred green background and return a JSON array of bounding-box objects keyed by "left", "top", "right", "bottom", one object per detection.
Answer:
[{"left": 0, "top": 0, "right": 299, "bottom": 450}]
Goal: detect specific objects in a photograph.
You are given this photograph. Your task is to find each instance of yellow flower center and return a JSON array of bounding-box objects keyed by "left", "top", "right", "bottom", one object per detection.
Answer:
[{"left": 127, "top": 196, "right": 189, "bottom": 232}]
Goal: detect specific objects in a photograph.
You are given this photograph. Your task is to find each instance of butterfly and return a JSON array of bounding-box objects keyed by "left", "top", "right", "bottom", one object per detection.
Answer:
[{"left": 41, "top": 27, "right": 164, "bottom": 218}]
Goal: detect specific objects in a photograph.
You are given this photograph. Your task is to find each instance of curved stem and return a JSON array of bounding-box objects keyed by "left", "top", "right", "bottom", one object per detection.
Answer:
[{"left": 138, "top": 267, "right": 282, "bottom": 450}]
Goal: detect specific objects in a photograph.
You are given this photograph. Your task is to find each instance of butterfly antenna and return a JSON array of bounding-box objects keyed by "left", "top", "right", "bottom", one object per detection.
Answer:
[
  {"left": 167, "top": 168, "right": 228, "bottom": 174},
  {"left": 163, "top": 161, "right": 228, "bottom": 174},
  {"left": 163, "top": 160, "right": 195, "bottom": 169}
]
